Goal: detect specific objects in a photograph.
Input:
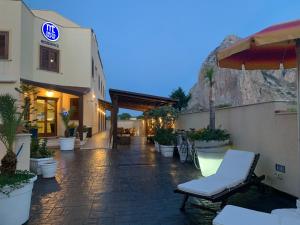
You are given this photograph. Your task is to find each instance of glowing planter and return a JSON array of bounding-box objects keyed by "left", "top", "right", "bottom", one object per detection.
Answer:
[
  {"left": 0, "top": 176, "right": 37, "bottom": 225},
  {"left": 160, "top": 145, "right": 174, "bottom": 157},
  {"left": 30, "top": 157, "right": 53, "bottom": 175},
  {"left": 154, "top": 141, "right": 160, "bottom": 152},
  {"left": 195, "top": 140, "right": 229, "bottom": 177},
  {"left": 41, "top": 160, "right": 57, "bottom": 178},
  {"left": 59, "top": 137, "right": 75, "bottom": 151}
]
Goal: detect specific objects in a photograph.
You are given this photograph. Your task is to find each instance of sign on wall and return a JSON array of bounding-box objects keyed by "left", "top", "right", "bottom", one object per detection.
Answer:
[{"left": 41, "top": 22, "right": 60, "bottom": 42}]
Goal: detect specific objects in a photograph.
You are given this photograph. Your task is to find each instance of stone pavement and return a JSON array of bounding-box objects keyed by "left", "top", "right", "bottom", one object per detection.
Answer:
[{"left": 26, "top": 137, "right": 296, "bottom": 225}]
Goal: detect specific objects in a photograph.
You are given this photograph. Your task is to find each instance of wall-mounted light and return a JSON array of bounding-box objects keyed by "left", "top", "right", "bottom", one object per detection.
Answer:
[
  {"left": 46, "top": 90, "right": 54, "bottom": 97},
  {"left": 93, "top": 94, "right": 96, "bottom": 99}
]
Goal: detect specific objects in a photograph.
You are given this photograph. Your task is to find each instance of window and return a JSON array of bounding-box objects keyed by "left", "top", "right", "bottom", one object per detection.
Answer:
[
  {"left": 70, "top": 98, "right": 79, "bottom": 120},
  {"left": 0, "top": 31, "right": 9, "bottom": 59},
  {"left": 40, "top": 45, "right": 59, "bottom": 72},
  {"left": 92, "top": 58, "right": 94, "bottom": 78}
]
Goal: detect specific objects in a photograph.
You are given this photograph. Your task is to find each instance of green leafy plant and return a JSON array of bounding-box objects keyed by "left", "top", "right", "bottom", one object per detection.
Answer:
[
  {"left": 60, "top": 108, "right": 76, "bottom": 137},
  {"left": 0, "top": 170, "right": 35, "bottom": 195},
  {"left": 118, "top": 113, "right": 132, "bottom": 120},
  {"left": 154, "top": 128, "right": 176, "bottom": 145},
  {"left": 188, "top": 127, "right": 230, "bottom": 142},
  {"left": 15, "top": 83, "right": 39, "bottom": 131},
  {"left": 30, "top": 138, "right": 54, "bottom": 159},
  {"left": 0, "top": 94, "right": 29, "bottom": 175},
  {"left": 170, "top": 87, "right": 191, "bottom": 111},
  {"left": 144, "top": 106, "right": 178, "bottom": 130}
]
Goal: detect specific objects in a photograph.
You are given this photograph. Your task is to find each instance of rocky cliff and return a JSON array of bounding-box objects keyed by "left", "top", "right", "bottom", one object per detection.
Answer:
[{"left": 186, "top": 35, "right": 297, "bottom": 113}]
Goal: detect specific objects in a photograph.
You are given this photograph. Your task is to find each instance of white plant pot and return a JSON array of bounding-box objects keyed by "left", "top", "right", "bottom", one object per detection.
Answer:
[
  {"left": 83, "top": 132, "right": 88, "bottom": 140},
  {"left": 30, "top": 157, "right": 53, "bottom": 175},
  {"left": 160, "top": 145, "right": 174, "bottom": 157},
  {"left": 59, "top": 137, "right": 75, "bottom": 151},
  {"left": 0, "top": 176, "right": 37, "bottom": 225},
  {"left": 41, "top": 160, "right": 57, "bottom": 178},
  {"left": 154, "top": 141, "right": 160, "bottom": 152},
  {"left": 195, "top": 140, "right": 229, "bottom": 177}
]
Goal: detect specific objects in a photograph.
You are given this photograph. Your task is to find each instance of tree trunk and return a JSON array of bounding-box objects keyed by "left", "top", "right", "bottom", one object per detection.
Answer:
[
  {"left": 0, "top": 150, "right": 17, "bottom": 175},
  {"left": 209, "top": 86, "right": 215, "bottom": 130}
]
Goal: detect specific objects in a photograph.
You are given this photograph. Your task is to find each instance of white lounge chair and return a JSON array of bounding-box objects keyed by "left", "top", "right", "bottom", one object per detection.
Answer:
[
  {"left": 213, "top": 205, "right": 300, "bottom": 225},
  {"left": 174, "top": 150, "right": 265, "bottom": 211}
]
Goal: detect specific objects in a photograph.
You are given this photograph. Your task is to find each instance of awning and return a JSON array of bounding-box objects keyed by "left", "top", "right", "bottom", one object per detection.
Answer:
[{"left": 21, "top": 79, "right": 90, "bottom": 96}]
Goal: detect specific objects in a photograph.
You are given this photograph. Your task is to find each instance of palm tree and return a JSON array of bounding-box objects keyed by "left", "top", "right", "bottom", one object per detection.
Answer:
[
  {"left": 204, "top": 67, "right": 215, "bottom": 130},
  {"left": 0, "top": 94, "right": 28, "bottom": 175}
]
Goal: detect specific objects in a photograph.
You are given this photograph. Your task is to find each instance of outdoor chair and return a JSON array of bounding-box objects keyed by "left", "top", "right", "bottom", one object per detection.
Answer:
[
  {"left": 174, "top": 149, "right": 265, "bottom": 212},
  {"left": 213, "top": 205, "right": 300, "bottom": 225}
]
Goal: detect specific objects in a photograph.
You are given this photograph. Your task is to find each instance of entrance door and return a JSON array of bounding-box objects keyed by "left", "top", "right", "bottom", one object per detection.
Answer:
[{"left": 36, "top": 98, "right": 57, "bottom": 137}]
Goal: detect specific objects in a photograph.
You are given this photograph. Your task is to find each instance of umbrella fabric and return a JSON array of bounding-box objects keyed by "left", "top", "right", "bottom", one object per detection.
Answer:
[{"left": 217, "top": 20, "right": 300, "bottom": 70}]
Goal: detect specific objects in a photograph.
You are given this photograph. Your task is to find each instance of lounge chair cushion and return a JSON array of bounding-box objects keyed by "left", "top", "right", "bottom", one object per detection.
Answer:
[
  {"left": 217, "top": 150, "right": 255, "bottom": 185},
  {"left": 213, "top": 205, "right": 280, "bottom": 225},
  {"left": 177, "top": 175, "right": 240, "bottom": 196}
]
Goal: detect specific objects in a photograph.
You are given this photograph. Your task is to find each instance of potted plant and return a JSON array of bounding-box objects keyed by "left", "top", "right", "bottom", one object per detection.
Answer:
[
  {"left": 0, "top": 94, "right": 36, "bottom": 225},
  {"left": 82, "top": 125, "right": 88, "bottom": 140},
  {"left": 59, "top": 109, "right": 77, "bottom": 151},
  {"left": 154, "top": 128, "right": 176, "bottom": 157},
  {"left": 187, "top": 67, "right": 231, "bottom": 176},
  {"left": 189, "top": 127, "right": 230, "bottom": 176},
  {"left": 30, "top": 138, "right": 55, "bottom": 175},
  {"left": 40, "top": 160, "right": 57, "bottom": 178}
]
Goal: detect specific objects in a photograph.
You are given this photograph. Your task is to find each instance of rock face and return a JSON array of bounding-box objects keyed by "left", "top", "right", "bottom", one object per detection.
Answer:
[{"left": 186, "top": 35, "right": 297, "bottom": 112}]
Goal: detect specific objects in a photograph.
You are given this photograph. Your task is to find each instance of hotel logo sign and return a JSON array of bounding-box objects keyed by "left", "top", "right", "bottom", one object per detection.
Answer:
[{"left": 42, "top": 22, "right": 60, "bottom": 42}]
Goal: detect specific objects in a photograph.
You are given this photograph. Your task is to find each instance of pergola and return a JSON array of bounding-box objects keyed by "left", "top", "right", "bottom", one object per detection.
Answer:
[{"left": 109, "top": 88, "right": 177, "bottom": 148}]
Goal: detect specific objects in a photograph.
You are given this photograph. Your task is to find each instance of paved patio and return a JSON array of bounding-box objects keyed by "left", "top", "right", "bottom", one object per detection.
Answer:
[{"left": 27, "top": 137, "right": 296, "bottom": 225}]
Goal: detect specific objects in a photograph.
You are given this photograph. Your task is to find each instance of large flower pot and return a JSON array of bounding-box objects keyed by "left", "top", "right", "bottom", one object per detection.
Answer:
[
  {"left": 195, "top": 140, "right": 229, "bottom": 177},
  {"left": 30, "top": 157, "right": 53, "bottom": 175},
  {"left": 160, "top": 145, "right": 174, "bottom": 157},
  {"left": 154, "top": 141, "right": 160, "bottom": 152},
  {"left": 0, "top": 176, "right": 37, "bottom": 225},
  {"left": 41, "top": 160, "right": 57, "bottom": 178},
  {"left": 59, "top": 137, "right": 76, "bottom": 151}
]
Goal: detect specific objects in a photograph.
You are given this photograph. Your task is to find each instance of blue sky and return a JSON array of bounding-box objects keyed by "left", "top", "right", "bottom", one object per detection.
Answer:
[{"left": 25, "top": 0, "right": 300, "bottom": 114}]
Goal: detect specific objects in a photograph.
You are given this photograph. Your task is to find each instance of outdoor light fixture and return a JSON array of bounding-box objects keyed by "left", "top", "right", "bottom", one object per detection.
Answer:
[
  {"left": 46, "top": 90, "right": 54, "bottom": 97},
  {"left": 93, "top": 94, "right": 96, "bottom": 99}
]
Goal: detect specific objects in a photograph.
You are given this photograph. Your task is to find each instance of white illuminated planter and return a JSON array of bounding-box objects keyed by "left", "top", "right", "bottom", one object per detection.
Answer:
[
  {"left": 0, "top": 176, "right": 37, "bottom": 225},
  {"left": 195, "top": 140, "right": 229, "bottom": 177},
  {"left": 160, "top": 145, "right": 174, "bottom": 157},
  {"left": 59, "top": 137, "right": 75, "bottom": 151}
]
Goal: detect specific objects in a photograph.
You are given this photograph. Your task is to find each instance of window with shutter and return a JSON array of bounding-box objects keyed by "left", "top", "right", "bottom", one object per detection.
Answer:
[
  {"left": 70, "top": 98, "right": 79, "bottom": 120},
  {"left": 0, "top": 32, "right": 9, "bottom": 59},
  {"left": 40, "top": 45, "right": 59, "bottom": 73}
]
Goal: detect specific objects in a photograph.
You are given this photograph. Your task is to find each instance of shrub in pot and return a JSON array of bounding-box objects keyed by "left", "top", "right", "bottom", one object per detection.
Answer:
[
  {"left": 189, "top": 127, "right": 230, "bottom": 176},
  {"left": 30, "top": 138, "right": 55, "bottom": 175},
  {"left": 155, "top": 128, "right": 176, "bottom": 157},
  {"left": 0, "top": 94, "right": 36, "bottom": 225},
  {"left": 59, "top": 109, "right": 77, "bottom": 151}
]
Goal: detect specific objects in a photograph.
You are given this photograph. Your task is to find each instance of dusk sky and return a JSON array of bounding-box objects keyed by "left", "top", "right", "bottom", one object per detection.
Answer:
[{"left": 25, "top": 0, "right": 300, "bottom": 114}]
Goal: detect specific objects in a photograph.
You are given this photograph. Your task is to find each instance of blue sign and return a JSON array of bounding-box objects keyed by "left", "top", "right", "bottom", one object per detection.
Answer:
[{"left": 42, "top": 22, "right": 60, "bottom": 42}]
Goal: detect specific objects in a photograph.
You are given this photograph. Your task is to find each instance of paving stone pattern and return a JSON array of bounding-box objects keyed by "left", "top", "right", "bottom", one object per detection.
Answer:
[{"left": 27, "top": 137, "right": 296, "bottom": 225}]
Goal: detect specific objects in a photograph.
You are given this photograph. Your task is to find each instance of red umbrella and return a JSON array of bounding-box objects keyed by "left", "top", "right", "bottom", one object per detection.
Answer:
[{"left": 217, "top": 19, "right": 300, "bottom": 198}]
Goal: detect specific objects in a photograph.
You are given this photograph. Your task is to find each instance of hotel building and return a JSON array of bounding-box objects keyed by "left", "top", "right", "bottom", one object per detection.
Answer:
[{"left": 0, "top": 0, "right": 106, "bottom": 140}]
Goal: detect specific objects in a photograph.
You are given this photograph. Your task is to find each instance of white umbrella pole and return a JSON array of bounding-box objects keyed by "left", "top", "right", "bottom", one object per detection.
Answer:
[{"left": 296, "top": 39, "right": 300, "bottom": 198}]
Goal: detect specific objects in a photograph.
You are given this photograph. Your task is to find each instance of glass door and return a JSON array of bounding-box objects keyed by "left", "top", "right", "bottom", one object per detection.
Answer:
[{"left": 36, "top": 98, "right": 57, "bottom": 137}]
